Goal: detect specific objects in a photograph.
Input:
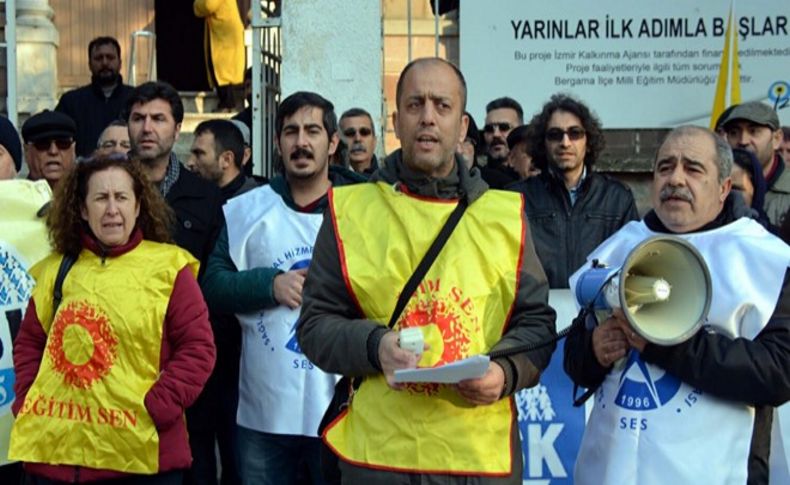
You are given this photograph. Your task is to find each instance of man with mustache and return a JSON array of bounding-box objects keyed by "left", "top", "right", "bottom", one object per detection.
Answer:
[
  {"left": 509, "top": 93, "right": 638, "bottom": 288},
  {"left": 564, "top": 125, "right": 790, "bottom": 484},
  {"left": 480, "top": 96, "right": 522, "bottom": 188},
  {"left": 21, "top": 110, "right": 77, "bottom": 189},
  {"left": 339, "top": 107, "right": 379, "bottom": 175},
  {"left": 298, "top": 58, "right": 556, "bottom": 483},
  {"left": 55, "top": 36, "right": 134, "bottom": 157},
  {"left": 201, "top": 91, "right": 363, "bottom": 484}
]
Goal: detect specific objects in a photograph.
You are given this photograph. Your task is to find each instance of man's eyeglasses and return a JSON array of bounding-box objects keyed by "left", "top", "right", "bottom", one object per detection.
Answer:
[
  {"left": 99, "top": 140, "right": 131, "bottom": 150},
  {"left": 545, "top": 127, "right": 586, "bottom": 142},
  {"left": 483, "top": 122, "right": 512, "bottom": 134},
  {"left": 343, "top": 127, "right": 373, "bottom": 138},
  {"left": 30, "top": 138, "right": 73, "bottom": 151}
]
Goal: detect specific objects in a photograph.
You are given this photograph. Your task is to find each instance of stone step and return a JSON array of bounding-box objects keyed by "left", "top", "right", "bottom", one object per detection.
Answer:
[{"left": 180, "top": 91, "right": 220, "bottom": 114}]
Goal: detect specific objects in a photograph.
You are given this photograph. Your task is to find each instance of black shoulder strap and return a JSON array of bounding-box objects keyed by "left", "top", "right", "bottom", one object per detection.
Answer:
[
  {"left": 387, "top": 199, "right": 468, "bottom": 328},
  {"left": 53, "top": 253, "right": 78, "bottom": 315}
]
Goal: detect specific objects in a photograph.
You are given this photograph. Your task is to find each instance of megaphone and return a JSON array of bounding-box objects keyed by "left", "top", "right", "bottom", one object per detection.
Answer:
[{"left": 575, "top": 235, "right": 711, "bottom": 345}]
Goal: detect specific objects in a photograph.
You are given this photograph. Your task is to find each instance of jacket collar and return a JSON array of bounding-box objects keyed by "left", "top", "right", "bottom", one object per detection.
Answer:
[
  {"left": 643, "top": 193, "right": 740, "bottom": 234},
  {"left": 80, "top": 226, "right": 143, "bottom": 258},
  {"left": 89, "top": 75, "right": 125, "bottom": 97},
  {"left": 371, "top": 149, "right": 488, "bottom": 204},
  {"left": 269, "top": 164, "right": 365, "bottom": 212}
]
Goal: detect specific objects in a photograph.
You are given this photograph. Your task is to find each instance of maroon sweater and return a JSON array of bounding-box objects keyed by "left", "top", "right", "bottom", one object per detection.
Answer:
[{"left": 12, "top": 230, "right": 216, "bottom": 482}]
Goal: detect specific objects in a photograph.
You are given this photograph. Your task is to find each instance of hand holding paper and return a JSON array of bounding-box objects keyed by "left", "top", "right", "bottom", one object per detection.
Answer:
[{"left": 393, "top": 354, "right": 490, "bottom": 384}]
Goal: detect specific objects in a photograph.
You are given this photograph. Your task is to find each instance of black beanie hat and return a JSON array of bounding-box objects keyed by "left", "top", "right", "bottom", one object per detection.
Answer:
[{"left": 0, "top": 116, "right": 22, "bottom": 172}]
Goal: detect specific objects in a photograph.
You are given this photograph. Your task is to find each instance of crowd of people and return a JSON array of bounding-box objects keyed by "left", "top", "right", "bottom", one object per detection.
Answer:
[{"left": 1, "top": 31, "right": 790, "bottom": 485}]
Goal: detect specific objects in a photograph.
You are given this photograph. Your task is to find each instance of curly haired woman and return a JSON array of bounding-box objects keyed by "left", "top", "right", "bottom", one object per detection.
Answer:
[{"left": 10, "top": 155, "right": 215, "bottom": 484}]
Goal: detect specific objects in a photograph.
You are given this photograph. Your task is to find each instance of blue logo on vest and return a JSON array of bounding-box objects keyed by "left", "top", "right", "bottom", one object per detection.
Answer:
[
  {"left": 289, "top": 259, "right": 310, "bottom": 271},
  {"left": 615, "top": 352, "right": 681, "bottom": 411},
  {"left": 283, "top": 259, "right": 310, "bottom": 355},
  {"left": 285, "top": 321, "right": 302, "bottom": 354}
]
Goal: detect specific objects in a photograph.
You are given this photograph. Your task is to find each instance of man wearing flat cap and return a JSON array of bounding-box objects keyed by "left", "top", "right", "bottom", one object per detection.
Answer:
[
  {"left": 21, "top": 110, "right": 77, "bottom": 189},
  {"left": 721, "top": 101, "right": 790, "bottom": 226}
]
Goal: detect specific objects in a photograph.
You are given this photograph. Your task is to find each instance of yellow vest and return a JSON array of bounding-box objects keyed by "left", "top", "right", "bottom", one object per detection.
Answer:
[
  {"left": 326, "top": 182, "right": 524, "bottom": 475},
  {"left": 0, "top": 180, "right": 52, "bottom": 466},
  {"left": 9, "top": 241, "right": 198, "bottom": 474}
]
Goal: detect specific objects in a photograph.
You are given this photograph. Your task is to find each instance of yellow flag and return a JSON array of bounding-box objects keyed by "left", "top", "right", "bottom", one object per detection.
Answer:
[{"left": 710, "top": 4, "right": 742, "bottom": 129}]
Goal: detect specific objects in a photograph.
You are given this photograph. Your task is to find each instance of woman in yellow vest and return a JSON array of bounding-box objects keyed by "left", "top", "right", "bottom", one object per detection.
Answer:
[{"left": 9, "top": 155, "right": 216, "bottom": 483}]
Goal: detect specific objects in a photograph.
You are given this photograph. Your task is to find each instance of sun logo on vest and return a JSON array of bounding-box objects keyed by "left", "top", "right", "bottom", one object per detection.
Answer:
[
  {"left": 48, "top": 301, "right": 118, "bottom": 390},
  {"left": 614, "top": 351, "right": 681, "bottom": 411},
  {"left": 399, "top": 287, "right": 473, "bottom": 396}
]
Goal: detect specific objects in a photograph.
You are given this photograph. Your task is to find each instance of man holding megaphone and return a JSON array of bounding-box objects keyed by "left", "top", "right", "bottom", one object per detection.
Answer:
[{"left": 564, "top": 125, "right": 790, "bottom": 484}]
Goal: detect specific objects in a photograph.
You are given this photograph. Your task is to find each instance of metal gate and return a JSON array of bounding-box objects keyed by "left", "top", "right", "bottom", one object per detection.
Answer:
[{"left": 250, "top": 0, "right": 281, "bottom": 179}]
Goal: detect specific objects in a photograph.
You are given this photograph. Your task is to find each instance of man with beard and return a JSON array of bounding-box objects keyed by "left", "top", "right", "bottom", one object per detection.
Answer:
[
  {"left": 339, "top": 107, "right": 379, "bottom": 175},
  {"left": 721, "top": 101, "right": 790, "bottom": 226},
  {"left": 125, "top": 81, "right": 223, "bottom": 275},
  {"left": 201, "top": 92, "right": 363, "bottom": 484},
  {"left": 56, "top": 37, "right": 134, "bottom": 157},
  {"left": 564, "top": 126, "right": 790, "bottom": 484},
  {"left": 480, "top": 96, "right": 522, "bottom": 188},
  {"left": 508, "top": 93, "right": 638, "bottom": 289},
  {"left": 188, "top": 118, "right": 258, "bottom": 200},
  {"left": 185, "top": 118, "right": 258, "bottom": 485}
]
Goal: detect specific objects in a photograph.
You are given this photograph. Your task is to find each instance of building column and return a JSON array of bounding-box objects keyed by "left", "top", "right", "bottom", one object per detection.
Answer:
[
  {"left": 281, "top": 0, "right": 383, "bottom": 141},
  {"left": 15, "top": 0, "right": 58, "bottom": 116}
]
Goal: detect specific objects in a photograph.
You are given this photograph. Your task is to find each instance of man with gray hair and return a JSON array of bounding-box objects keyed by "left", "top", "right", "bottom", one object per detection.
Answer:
[
  {"left": 339, "top": 107, "right": 378, "bottom": 174},
  {"left": 565, "top": 125, "right": 790, "bottom": 484}
]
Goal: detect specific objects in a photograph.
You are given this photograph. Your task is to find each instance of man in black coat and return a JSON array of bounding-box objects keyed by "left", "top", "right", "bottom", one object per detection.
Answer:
[
  {"left": 508, "top": 93, "right": 638, "bottom": 288},
  {"left": 56, "top": 37, "right": 134, "bottom": 157},
  {"left": 124, "top": 81, "right": 223, "bottom": 278}
]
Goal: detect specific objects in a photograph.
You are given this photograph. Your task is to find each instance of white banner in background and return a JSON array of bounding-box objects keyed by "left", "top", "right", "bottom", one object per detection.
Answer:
[{"left": 460, "top": 0, "right": 790, "bottom": 128}]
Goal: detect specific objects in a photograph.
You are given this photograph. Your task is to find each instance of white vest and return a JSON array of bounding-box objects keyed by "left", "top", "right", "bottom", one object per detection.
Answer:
[
  {"left": 569, "top": 218, "right": 790, "bottom": 485},
  {"left": 225, "top": 185, "right": 338, "bottom": 436}
]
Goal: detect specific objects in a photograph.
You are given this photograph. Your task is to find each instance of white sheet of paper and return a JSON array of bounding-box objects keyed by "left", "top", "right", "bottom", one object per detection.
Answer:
[{"left": 393, "top": 354, "right": 491, "bottom": 384}]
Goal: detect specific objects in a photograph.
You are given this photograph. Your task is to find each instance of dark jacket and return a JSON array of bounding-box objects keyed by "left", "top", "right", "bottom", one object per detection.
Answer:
[
  {"left": 55, "top": 79, "right": 134, "bottom": 157},
  {"left": 563, "top": 194, "right": 790, "bottom": 484},
  {"left": 479, "top": 161, "right": 519, "bottom": 189},
  {"left": 509, "top": 170, "right": 638, "bottom": 288},
  {"left": 297, "top": 151, "right": 557, "bottom": 483},
  {"left": 765, "top": 153, "right": 790, "bottom": 227},
  {"left": 185, "top": 171, "right": 262, "bottom": 437},
  {"left": 201, "top": 165, "right": 364, "bottom": 315},
  {"left": 220, "top": 172, "right": 260, "bottom": 203},
  {"left": 166, "top": 166, "right": 224, "bottom": 281}
]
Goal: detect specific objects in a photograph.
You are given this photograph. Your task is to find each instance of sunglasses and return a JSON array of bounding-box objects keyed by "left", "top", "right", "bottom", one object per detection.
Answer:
[
  {"left": 343, "top": 127, "right": 373, "bottom": 138},
  {"left": 545, "top": 127, "right": 586, "bottom": 142},
  {"left": 99, "top": 140, "right": 131, "bottom": 150},
  {"left": 31, "top": 138, "right": 73, "bottom": 151},
  {"left": 483, "top": 122, "right": 512, "bottom": 134}
]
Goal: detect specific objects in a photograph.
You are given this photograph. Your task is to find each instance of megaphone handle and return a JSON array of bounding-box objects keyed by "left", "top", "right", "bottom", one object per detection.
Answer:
[{"left": 488, "top": 306, "right": 590, "bottom": 359}]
